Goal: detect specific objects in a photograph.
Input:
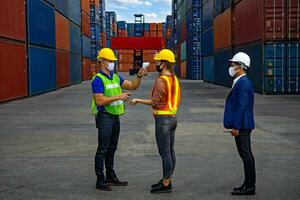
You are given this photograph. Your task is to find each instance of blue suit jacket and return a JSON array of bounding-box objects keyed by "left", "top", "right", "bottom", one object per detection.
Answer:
[{"left": 223, "top": 76, "right": 255, "bottom": 130}]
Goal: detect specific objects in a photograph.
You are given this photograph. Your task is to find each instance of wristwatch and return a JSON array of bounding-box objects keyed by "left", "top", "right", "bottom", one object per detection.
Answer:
[{"left": 137, "top": 75, "right": 143, "bottom": 79}]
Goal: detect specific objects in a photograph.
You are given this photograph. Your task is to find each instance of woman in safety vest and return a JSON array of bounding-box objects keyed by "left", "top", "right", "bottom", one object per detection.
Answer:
[{"left": 129, "top": 49, "right": 181, "bottom": 194}]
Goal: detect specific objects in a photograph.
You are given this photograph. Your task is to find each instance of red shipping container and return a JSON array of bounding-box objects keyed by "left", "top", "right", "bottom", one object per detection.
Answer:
[
  {"left": 56, "top": 50, "right": 71, "bottom": 88},
  {"left": 287, "top": 0, "right": 300, "bottom": 40},
  {"left": 180, "top": 61, "right": 187, "bottom": 79},
  {"left": 111, "top": 37, "right": 165, "bottom": 50},
  {"left": 150, "top": 23, "right": 157, "bottom": 31},
  {"left": 90, "top": 0, "right": 99, "bottom": 7},
  {"left": 81, "top": 11, "right": 90, "bottom": 37},
  {"left": 118, "top": 30, "right": 128, "bottom": 37},
  {"left": 166, "top": 28, "right": 172, "bottom": 38},
  {"left": 0, "top": 40, "right": 27, "bottom": 102},
  {"left": 82, "top": 58, "right": 92, "bottom": 80},
  {"left": 81, "top": 0, "right": 90, "bottom": 15},
  {"left": 0, "top": 0, "right": 26, "bottom": 41},
  {"left": 90, "top": 61, "right": 97, "bottom": 76},
  {"left": 181, "top": 20, "right": 186, "bottom": 41},
  {"left": 233, "top": 0, "right": 288, "bottom": 46},
  {"left": 119, "top": 50, "right": 133, "bottom": 54},
  {"left": 55, "top": 12, "right": 70, "bottom": 51},
  {"left": 214, "top": 8, "right": 232, "bottom": 50}
]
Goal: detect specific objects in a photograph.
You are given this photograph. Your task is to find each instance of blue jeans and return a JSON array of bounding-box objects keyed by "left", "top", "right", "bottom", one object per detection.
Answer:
[
  {"left": 95, "top": 112, "right": 120, "bottom": 177},
  {"left": 155, "top": 116, "right": 177, "bottom": 179}
]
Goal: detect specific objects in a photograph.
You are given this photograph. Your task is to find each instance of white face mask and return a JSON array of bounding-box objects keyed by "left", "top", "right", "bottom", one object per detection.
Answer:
[
  {"left": 228, "top": 67, "right": 237, "bottom": 77},
  {"left": 107, "top": 62, "right": 115, "bottom": 71}
]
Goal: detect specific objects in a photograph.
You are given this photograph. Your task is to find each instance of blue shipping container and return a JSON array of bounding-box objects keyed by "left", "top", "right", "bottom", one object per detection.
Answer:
[
  {"left": 214, "top": 48, "right": 233, "bottom": 87},
  {"left": 202, "top": 0, "right": 213, "bottom": 31},
  {"left": 91, "top": 42, "right": 100, "bottom": 61},
  {"left": 27, "top": 0, "right": 56, "bottom": 48},
  {"left": 201, "top": 28, "right": 214, "bottom": 56},
  {"left": 70, "top": 22, "right": 81, "bottom": 54},
  {"left": 186, "top": 0, "right": 202, "bottom": 14},
  {"left": 186, "top": 7, "right": 202, "bottom": 36},
  {"left": 82, "top": 35, "right": 91, "bottom": 58},
  {"left": 117, "top": 21, "right": 126, "bottom": 30},
  {"left": 203, "top": 56, "right": 215, "bottom": 82},
  {"left": 44, "top": 0, "right": 54, "bottom": 5},
  {"left": 186, "top": 57, "right": 202, "bottom": 80},
  {"left": 213, "top": 0, "right": 222, "bottom": 16},
  {"left": 286, "top": 42, "right": 300, "bottom": 93},
  {"left": 70, "top": 53, "right": 82, "bottom": 84},
  {"left": 28, "top": 46, "right": 56, "bottom": 96},
  {"left": 144, "top": 23, "right": 150, "bottom": 31},
  {"left": 68, "top": 0, "right": 81, "bottom": 25},
  {"left": 54, "top": 0, "right": 68, "bottom": 17}
]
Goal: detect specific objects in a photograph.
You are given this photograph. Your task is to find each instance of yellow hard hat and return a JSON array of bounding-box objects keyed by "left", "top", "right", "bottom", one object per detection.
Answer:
[
  {"left": 154, "top": 49, "right": 176, "bottom": 63},
  {"left": 97, "top": 48, "right": 117, "bottom": 61}
]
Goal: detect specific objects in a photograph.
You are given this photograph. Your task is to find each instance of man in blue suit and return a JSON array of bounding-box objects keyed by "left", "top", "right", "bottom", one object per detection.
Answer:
[{"left": 223, "top": 52, "right": 256, "bottom": 196}]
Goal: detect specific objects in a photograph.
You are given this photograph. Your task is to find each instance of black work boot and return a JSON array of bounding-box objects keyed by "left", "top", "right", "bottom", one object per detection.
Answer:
[
  {"left": 151, "top": 179, "right": 163, "bottom": 189},
  {"left": 233, "top": 183, "right": 246, "bottom": 191},
  {"left": 105, "top": 171, "right": 128, "bottom": 186},
  {"left": 96, "top": 175, "right": 112, "bottom": 191},
  {"left": 150, "top": 179, "right": 172, "bottom": 194}
]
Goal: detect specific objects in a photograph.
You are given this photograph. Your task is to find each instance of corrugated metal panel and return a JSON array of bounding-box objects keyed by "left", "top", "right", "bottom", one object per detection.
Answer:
[
  {"left": 203, "top": 56, "right": 215, "bottom": 83},
  {"left": 28, "top": 46, "right": 56, "bottom": 96},
  {"left": 202, "top": 28, "right": 214, "bottom": 56},
  {"left": 56, "top": 50, "right": 71, "bottom": 88},
  {"left": 81, "top": 11, "right": 90, "bottom": 36},
  {"left": 214, "top": 48, "right": 232, "bottom": 87},
  {"left": 68, "top": 0, "right": 81, "bottom": 25},
  {"left": 82, "top": 58, "right": 92, "bottom": 80},
  {"left": 185, "top": 7, "right": 202, "bottom": 37},
  {"left": 287, "top": 0, "right": 300, "bottom": 40},
  {"left": 91, "top": 42, "right": 100, "bottom": 61},
  {"left": 81, "top": 0, "right": 90, "bottom": 15},
  {"left": 0, "top": 40, "right": 27, "bottom": 102},
  {"left": 180, "top": 61, "right": 187, "bottom": 79},
  {"left": 82, "top": 35, "right": 91, "bottom": 58},
  {"left": 0, "top": 0, "right": 26, "bottom": 41},
  {"left": 181, "top": 41, "right": 187, "bottom": 61},
  {"left": 70, "top": 22, "right": 81, "bottom": 54},
  {"left": 286, "top": 42, "right": 300, "bottom": 93},
  {"left": 202, "top": 0, "right": 213, "bottom": 31},
  {"left": 54, "top": 0, "right": 68, "bottom": 17},
  {"left": 214, "top": 8, "right": 232, "bottom": 50},
  {"left": 70, "top": 53, "right": 82, "bottom": 84},
  {"left": 27, "top": 0, "right": 56, "bottom": 48},
  {"left": 55, "top": 11, "right": 70, "bottom": 51}
]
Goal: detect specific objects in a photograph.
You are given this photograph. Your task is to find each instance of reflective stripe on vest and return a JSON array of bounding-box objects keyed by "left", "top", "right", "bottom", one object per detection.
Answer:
[
  {"left": 91, "top": 73, "right": 125, "bottom": 116},
  {"left": 153, "top": 75, "right": 180, "bottom": 115}
]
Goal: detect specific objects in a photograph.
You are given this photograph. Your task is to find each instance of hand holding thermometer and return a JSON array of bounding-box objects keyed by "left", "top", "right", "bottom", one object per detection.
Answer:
[{"left": 142, "top": 62, "right": 150, "bottom": 69}]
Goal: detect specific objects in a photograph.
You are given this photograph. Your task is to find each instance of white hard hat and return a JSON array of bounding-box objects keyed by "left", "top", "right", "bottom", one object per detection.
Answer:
[{"left": 229, "top": 52, "right": 251, "bottom": 68}]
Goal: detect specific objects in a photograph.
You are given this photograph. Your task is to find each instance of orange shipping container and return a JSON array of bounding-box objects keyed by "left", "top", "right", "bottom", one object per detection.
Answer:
[
  {"left": 81, "top": 0, "right": 90, "bottom": 15},
  {"left": 118, "top": 50, "right": 134, "bottom": 54},
  {"left": 144, "top": 31, "right": 150, "bottom": 37},
  {"left": 55, "top": 12, "right": 70, "bottom": 51},
  {"left": 150, "top": 23, "right": 157, "bottom": 31},
  {"left": 157, "top": 23, "right": 163, "bottom": 31},
  {"left": 118, "top": 62, "right": 132, "bottom": 72},
  {"left": 90, "top": 0, "right": 99, "bottom": 7},
  {"left": 81, "top": 11, "right": 90, "bottom": 37},
  {"left": 214, "top": 8, "right": 232, "bottom": 50},
  {"left": 150, "top": 31, "right": 158, "bottom": 37},
  {"left": 56, "top": 50, "right": 70, "bottom": 88},
  {"left": 82, "top": 58, "right": 92, "bottom": 80},
  {"left": 119, "top": 53, "right": 134, "bottom": 62},
  {"left": 157, "top": 30, "right": 163, "bottom": 37}
]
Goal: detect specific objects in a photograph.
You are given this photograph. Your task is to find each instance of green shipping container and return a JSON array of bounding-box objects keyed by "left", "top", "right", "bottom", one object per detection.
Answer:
[{"left": 181, "top": 41, "right": 186, "bottom": 61}]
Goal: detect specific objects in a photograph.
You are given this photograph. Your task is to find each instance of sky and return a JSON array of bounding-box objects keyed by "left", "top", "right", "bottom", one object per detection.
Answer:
[{"left": 105, "top": 0, "right": 172, "bottom": 23}]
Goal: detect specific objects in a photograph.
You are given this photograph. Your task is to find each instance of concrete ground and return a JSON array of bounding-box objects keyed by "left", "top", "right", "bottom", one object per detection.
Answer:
[{"left": 0, "top": 73, "right": 300, "bottom": 200}]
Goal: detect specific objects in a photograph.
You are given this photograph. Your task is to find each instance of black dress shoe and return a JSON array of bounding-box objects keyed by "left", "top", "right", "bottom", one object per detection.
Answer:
[
  {"left": 151, "top": 181, "right": 172, "bottom": 194},
  {"left": 231, "top": 186, "right": 255, "bottom": 196},
  {"left": 96, "top": 176, "right": 112, "bottom": 191},
  {"left": 233, "top": 183, "right": 246, "bottom": 191},
  {"left": 151, "top": 179, "right": 163, "bottom": 188},
  {"left": 106, "top": 171, "right": 128, "bottom": 186}
]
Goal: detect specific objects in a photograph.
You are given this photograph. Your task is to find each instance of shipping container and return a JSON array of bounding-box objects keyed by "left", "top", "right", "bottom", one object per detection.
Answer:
[
  {"left": 70, "top": 52, "right": 82, "bottom": 84},
  {"left": 27, "top": 0, "right": 56, "bottom": 48},
  {"left": 118, "top": 63, "right": 132, "bottom": 72},
  {"left": 150, "top": 23, "right": 157, "bottom": 31},
  {"left": 186, "top": 7, "right": 202, "bottom": 37},
  {"left": 203, "top": 56, "right": 215, "bottom": 83},
  {"left": 56, "top": 50, "right": 71, "bottom": 88},
  {"left": 202, "top": 0, "right": 214, "bottom": 31},
  {"left": 214, "top": 8, "right": 232, "bottom": 50},
  {"left": 28, "top": 46, "right": 56, "bottom": 96},
  {"left": 81, "top": 11, "right": 90, "bottom": 36},
  {"left": 68, "top": 0, "right": 81, "bottom": 25},
  {"left": 180, "top": 61, "right": 187, "bottom": 79},
  {"left": 82, "top": 35, "right": 91, "bottom": 58},
  {"left": 287, "top": 0, "right": 300, "bottom": 40},
  {"left": 233, "top": 0, "right": 291, "bottom": 46},
  {"left": 202, "top": 28, "right": 214, "bottom": 56},
  {"left": 0, "top": 40, "right": 27, "bottom": 102},
  {"left": 181, "top": 41, "right": 187, "bottom": 61},
  {"left": 55, "top": 11, "right": 70, "bottom": 51},
  {"left": 54, "top": 0, "right": 68, "bottom": 17},
  {"left": 119, "top": 53, "right": 134, "bottom": 63},
  {"left": 82, "top": 58, "right": 92, "bottom": 80},
  {"left": 0, "top": 0, "right": 26, "bottom": 41},
  {"left": 214, "top": 48, "right": 233, "bottom": 87},
  {"left": 70, "top": 22, "right": 81, "bottom": 54},
  {"left": 81, "top": 0, "right": 90, "bottom": 15}
]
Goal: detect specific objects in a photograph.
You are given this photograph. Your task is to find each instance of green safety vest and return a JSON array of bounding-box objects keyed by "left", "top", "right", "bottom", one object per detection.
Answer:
[{"left": 91, "top": 73, "right": 125, "bottom": 116}]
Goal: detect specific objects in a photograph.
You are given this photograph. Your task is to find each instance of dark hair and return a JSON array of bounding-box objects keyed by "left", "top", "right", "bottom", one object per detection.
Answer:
[
  {"left": 234, "top": 62, "right": 247, "bottom": 71},
  {"left": 162, "top": 60, "right": 175, "bottom": 73}
]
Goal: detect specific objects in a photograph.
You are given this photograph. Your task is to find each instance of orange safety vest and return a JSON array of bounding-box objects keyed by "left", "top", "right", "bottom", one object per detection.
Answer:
[{"left": 153, "top": 75, "right": 181, "bottom": 116}]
